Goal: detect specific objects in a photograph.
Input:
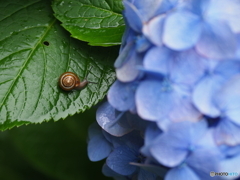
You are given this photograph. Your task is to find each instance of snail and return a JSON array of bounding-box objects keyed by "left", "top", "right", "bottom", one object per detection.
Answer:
[{"left": 59, "top": 69, "right": 96, "bottom": 91}]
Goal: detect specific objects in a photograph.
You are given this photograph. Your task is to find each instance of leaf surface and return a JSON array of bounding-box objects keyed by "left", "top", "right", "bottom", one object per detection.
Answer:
[
  {"left": 52, "top": 0, "right": 125, "bottom": 46},
  {"left": 0, "top": 0, "right": 117, "bottom": 130}
]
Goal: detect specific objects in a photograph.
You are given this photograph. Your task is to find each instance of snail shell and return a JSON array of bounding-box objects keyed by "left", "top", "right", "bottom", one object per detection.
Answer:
[{"left": 59, "top": 72, "right": 88, "bottom": 91}]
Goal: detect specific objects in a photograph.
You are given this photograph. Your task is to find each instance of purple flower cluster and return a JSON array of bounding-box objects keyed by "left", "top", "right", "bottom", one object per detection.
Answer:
[{"left": 88, "top": 0, "right": 240, "bottom": 179}]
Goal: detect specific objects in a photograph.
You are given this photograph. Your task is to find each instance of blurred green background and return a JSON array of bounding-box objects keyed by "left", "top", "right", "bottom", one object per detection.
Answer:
[{"left": 0, "top": 107, "right": 111, "bottom": 180}]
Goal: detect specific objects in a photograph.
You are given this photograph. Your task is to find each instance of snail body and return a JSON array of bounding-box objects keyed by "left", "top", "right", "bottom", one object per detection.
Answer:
[{"left": 59, "top": 72, "right": 88, "bottom": 91}]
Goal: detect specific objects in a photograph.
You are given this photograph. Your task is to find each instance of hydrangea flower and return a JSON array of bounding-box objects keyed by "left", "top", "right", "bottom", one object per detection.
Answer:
[
  {"left": 219, "top": 145, "right": 240, "bottom": 178},
  {"left": 87, "top": 0, "right": 240, "bottom": 179},
  {"left": 88, "top": 122, "right": 162, "bottom": 179},
  {"left": 143, "top": 120, "right": 222, "bottom": 180},
  {"left": 115, "top": 0, "right": 179, "bottom": 82}
]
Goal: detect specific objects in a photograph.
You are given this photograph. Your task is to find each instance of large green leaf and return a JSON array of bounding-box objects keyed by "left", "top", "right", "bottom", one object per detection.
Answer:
[
  {"left": 52, "top": 0, "right": 125, "bottom": 46},
  {"left": 0, "top": 0, "right": 117, "bottom": 130}
]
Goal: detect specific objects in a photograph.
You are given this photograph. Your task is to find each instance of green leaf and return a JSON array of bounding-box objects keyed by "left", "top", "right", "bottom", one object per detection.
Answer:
[
  {"left": 0, "top": 0, "right": 117, "bottom": 130},
  {"left": 52, "top": 0, "right": 125, "bottom": 46}
]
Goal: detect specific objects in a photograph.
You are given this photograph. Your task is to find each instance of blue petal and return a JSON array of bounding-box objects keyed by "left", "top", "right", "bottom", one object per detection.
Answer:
[
  {"left": 141, "top": 123, "right": 162, "bottom": 157},
  {"left": 170, "top": 49, "right": 206, "bottom": 86},
  {"left": 102, "top": 163, "right": 128, "bottom": 180},
  {"left": 150, "top": 124, "right": 191, "bottom": 166},
  {"left": 102, "top": 163, "right": 116, "bottom": 177},
  {"left": 106, "top": 145, "right": 138, "bottom": 176},
  {"left": 163, "top": 10, "right": 201, "bottom": 50},
  {"left": 129, "top": 131, "right": 145, "bottom": 150},
  {"left": 117, "top": 130, "right": 144, "bottom": 150},
  {"left": 186, "top": 119, "right": 209, "bottom": 145},
  {"left": 151, "top": 140, "right": 188, "bottom": 167},
  {"left": 220, "top": 144, "right": 240, "bottom": 157},
  {"left": 136, "top": 79, "right": 172, "bottom": 121},
  {"left": 130, "top": 162, "right": 167, "bottom": 178},
  {"left": 186, "top": 149, "right": 221, "bottom": 180},
  {"left": 115, "top": 40, "right": 135, "bottom": 68},
  {"left": 127, "top": 115, "right": 150, "bottom": 133},
  {"left": 145, "top": 123, "right": 162, "bottom": 146},
  {"left": 87, "top": 124, "right": 112, "bottom": 162},
  {"left": 194, "top": 60, "right": 240, "bottom": 117},
  {"left": 196, "top": 20, "right": 237, "bottom": 60},
  {"left": 183, "top": 0, "right": 209, "bottom": 16},
  {"left": 132, "top": 0, "right": 171, "bottom": 21},
  {"left": 143, "top": 46, "right": 172, "bottom": 75},
  {"left": 169, "top": 120, "right": 208, "bottom": 146},
  {"left": 167, "top": 91, "right": 201, "bottom": 123},
  {"left": 206, "top": 0, "right": 240, "bottom": 33},
  {"left": 192, "top": 75, "right": 222, "bottom": 117},
  {"left": 151, "top": 120, "right": 209, "bottom": 167},
  {"left": 165, "top": 165, "right": 200, "bottom": 180},
  {"left": 156, "top": 118, "right": 173, "bottom": 132},
  {"left": 195, "top": 129, "right": 217, "bottom": 149},
  {"left": 108, "top": 80, "right": 137, "bottom": 111},
  {"left": 87, "top": 134, "right": 112, "bottom": 161},
  {"left": 135, "top": 35, "right": 152, "bottom": 53},
  {"left": 214, "top": 117, "right": 240, "bottom": 146},
  {"left": 123, "top": 1, "right": 143, "bottom": 32},
  {"left": 136, "top": 79, "right": 200, "bottom": 122},
  {"left": 236, "top": 34, "right": 240, "bottom": 58},
  {"left": 103, "top": 130, "right": 143, "bottom": 151},
  {"left": 120, "top": 26, "right": 136, "bottom": 51},
  {"left": 116, "top": 50, "right": 142, "bottom": 82},
  {"left": 157, "top": 0, "right": 179, "bottom": 14},
  {"left": 220, "top": 155, "right": 240, "bottom": 177},
  {"left": 215, "top": 75, "right": 240, "bottom": 125},
  {"left": 204, "top": 59, "right": 219, "bottom": 72},
  {"left": 96, "top": 102, "right": 133, "bottom": 136},
  {"left": 214, "top": 60, "right": 240, "bottom": 79},
  {"left": 143, "top": 14, "right": 165, "bottom": 46},
  {"left": 102, "top": 130, "right": 126, "bottom": 148}
]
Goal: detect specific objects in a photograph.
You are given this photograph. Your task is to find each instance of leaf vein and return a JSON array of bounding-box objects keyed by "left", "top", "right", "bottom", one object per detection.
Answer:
[
  {"left": 0, "top": 18, "right": 56, "bottom": 115},
  {"left": 31, "top": 45, "right": 47, "bottom": 115},
  {"left": 0, "top": 0, "right": 41, "bottom": 22},
  {"left": 18, "top": 77, "right": 27, "bottom": 119}
]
